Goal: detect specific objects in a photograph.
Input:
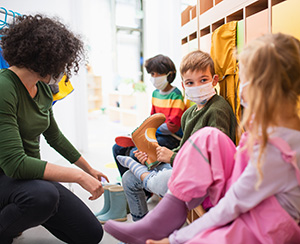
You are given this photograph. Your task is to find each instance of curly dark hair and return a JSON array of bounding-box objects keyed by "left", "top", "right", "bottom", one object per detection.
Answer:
[
  {"left": 0, "top": 14, "right": 84, "bottom": 79},
  {"left": 144, "top": 54, "right": 176, "bottom": 83}
]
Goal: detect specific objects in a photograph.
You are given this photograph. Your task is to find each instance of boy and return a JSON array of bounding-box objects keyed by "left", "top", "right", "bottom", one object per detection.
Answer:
[
  {"left": 111, "top": 54, "right": 185, "bottom": 177},
  {"left": 118, "top": 50, "right": 237, "bottom": 221},
  {"left": 97, "top": 55, "right": 185, "bottom": 222}
]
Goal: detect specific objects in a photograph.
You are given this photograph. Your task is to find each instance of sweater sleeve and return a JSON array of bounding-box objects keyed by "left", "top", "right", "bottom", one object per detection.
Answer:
[
  {"left": 169, "top": 143, "right": 298, "bottom": 243},
  {"left": 169, "top": 109, "right": 188, "bottom": 165},
  {"left": 164, "top": 94, "right": 185, "bottom": 134},
  {"left": 42, "top": 108, "right": 81, "bottom": 163},
  {"left": 0, "top": 82, "right": 47, "bottom": 179}
]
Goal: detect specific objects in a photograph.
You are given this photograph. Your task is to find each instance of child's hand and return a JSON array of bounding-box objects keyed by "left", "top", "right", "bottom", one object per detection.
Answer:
[
  {"left": 156, "top": 146, "right": 173, "bottom": 164},
  {"left": 133, "top": 150, "right": 148, "bottom": 164},
  {"left": 146, "top": 238, "right": 170, "bottom": 244}
]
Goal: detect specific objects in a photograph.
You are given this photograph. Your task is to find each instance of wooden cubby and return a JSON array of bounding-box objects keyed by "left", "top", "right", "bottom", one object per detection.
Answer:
[
  {"left": 181, "top": 4, "right": 198, "bottom": 56},
  {"left": 226, "top": 9, "right": 243, "bottom": 22},
  {"left": 181, "top": 37, "right": 188, "bottom": 45},
  {"left": 272, "top": 0, "right": 299, "bottom": 40},
  {"left": 271, "top": 0, "right": 287, "bottom": 7},
  {"left": 245, "top": 0, "right": 268, "bottom": 17},
  {"left": 246, "top": 7, "right": 269, "bottom": 43},
  {"left": 200, "top": 26, "right": 210, "bottom": 37},
  {"left": 181, "top": 0, "right": 300, "bottom": 224},
  {"left": 200, "top": 0, "right": 213, "bottom": 14},
  {"left": 189, "top": 31, "right": 197, "bottom": 41},
  {"left": 181, "top": 0, "right": 298, "bottom": 56},
  {"left": 212, "top": 18, "right": 225, "bottom": 32}
]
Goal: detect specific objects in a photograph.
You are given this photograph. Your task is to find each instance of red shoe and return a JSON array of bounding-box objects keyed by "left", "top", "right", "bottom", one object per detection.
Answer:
[{"left": 115, "top": 136, "right": 135, "bottom": 147}]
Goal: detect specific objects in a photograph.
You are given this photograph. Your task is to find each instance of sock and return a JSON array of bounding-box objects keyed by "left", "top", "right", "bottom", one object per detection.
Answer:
[
  {"left": 104, "top": 193, "right": 187, "bottom": 244},
  {"left": 117, "top": 155, "right": 148, "bottom": 180}
]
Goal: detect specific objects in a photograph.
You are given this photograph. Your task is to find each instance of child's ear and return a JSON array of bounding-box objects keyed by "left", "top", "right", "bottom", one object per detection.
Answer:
[
  {"left": 212, "top": 75, "right": 219, "bottom": 86},
  {"left": 181, "top": 81, "right": 185, "bottom": 90}
]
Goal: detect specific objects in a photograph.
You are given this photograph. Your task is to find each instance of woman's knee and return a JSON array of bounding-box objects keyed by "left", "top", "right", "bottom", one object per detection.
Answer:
[
  {"left": 82, "top": 224, "right": 103, "bottom": 244},
  {"left": 23, "top": 180, "right": 59, "bottom": 216}
]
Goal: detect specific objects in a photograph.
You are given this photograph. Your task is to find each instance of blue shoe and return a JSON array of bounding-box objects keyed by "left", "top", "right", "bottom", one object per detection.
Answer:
[
  {"left": 94, "top": 183, "right": 121, "bottom": 217},
  {"left": 97, "top": 185, "right": 127, "bottom": 224}
]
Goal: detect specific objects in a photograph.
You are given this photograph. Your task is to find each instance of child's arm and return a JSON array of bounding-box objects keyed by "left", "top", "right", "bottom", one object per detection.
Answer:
[{"left": 156, "top": 146, "right": 174, "bottom": 164}]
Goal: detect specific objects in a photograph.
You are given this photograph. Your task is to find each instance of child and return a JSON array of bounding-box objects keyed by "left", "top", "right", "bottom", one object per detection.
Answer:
[
  {"left": 104, "top": 33, "right": 300, "bottom": 243},
  {"left": 112, "top": 54, "right": 185, "bottom": 176},
  {"left": 119, "top": 50, "right": 237, "bottom": 221}
]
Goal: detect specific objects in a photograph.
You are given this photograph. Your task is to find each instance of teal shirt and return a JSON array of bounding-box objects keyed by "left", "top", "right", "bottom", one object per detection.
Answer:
[
  {"left": 170, "top": 94, "right": 237, "bottom": 165},
  {"left": 0, "top": 69, "right": 81, "bottom": 179}
]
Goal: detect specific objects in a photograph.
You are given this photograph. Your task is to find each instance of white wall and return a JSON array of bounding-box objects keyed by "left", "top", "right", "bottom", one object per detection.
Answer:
[{"left": 143, "top": 0, "right": 182, "bottom": 110}]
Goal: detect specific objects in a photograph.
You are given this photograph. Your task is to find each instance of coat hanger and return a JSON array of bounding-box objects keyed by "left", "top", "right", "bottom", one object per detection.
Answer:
[{"left": 0, "top": 7, "right": 8, "bottom": 30}]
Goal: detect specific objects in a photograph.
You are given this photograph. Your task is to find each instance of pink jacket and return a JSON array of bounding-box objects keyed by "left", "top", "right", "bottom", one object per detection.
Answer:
[{"left": 168, "top": 127, "right": 300, "bottom": 243}]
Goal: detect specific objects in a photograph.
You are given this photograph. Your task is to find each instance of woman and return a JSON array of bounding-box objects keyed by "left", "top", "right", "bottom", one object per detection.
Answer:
[{"left": 0, "top": 15, "right": 108, "bottom": 243}]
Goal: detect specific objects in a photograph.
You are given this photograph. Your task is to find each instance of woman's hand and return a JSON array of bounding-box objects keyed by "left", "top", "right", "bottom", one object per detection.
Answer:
[
  {"left": 88, "top": 167, "right": 109, "bottom": 183},
  {"left": 77, "top": 171, "right": 105, "bottom": 200},
  {"left": 133, "top": 150, "right": 148, "bottom": 165},
  {"left": 146, "top": 238, "right": 170, "bottom": 244},
  {"left": 43, "top": 163, "right": 105, "bottom": 200},
  {"left": 74, "top": 156, "right": 109, "bottom": 183},
  {"left": 73, "top": 156, "right": 109, "bottom": 199},
  {"left": 156, "top": 146, "right": 173, "bottom": 163}
]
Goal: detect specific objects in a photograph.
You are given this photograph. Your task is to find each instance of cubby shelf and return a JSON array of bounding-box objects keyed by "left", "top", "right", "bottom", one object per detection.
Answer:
[{"left": 180, "top": 0, "right": 293, "bottom": 56}]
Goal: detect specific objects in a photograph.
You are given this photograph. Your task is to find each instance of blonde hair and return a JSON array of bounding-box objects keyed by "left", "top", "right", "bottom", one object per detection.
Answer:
[
  {"left": 180, "top": 50, "right": 215, "bottom": 77},
  {"left": 239, "top": 33, "right": 300, "bottom": 187}
]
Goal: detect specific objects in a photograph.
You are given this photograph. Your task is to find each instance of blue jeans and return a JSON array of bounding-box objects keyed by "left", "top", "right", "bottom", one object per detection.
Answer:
[
  {"left": 144, "top": 167, "right": 172, "bottom": 197},
  {"left": 0, "top": 173, "right": 103, "bottom": 244},
  {"left": 156, "top": 134, "right": 180, "bottom": 150},
  {"left": 122, "top": 163, "right": 172, "bottom": 221}
]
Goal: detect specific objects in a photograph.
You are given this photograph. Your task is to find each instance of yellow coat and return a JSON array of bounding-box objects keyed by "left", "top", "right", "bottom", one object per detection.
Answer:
[{"left": 210, "top": 21, "right": 241, "bottom": 144}]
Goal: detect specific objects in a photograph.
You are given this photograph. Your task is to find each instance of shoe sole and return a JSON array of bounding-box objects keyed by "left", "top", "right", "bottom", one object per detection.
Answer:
[
  {"left": 104, "top": 222, "right": 147, "bottom": 244},
  {"left": 99, "top": 217, "right": 127, "bottom": 224}
]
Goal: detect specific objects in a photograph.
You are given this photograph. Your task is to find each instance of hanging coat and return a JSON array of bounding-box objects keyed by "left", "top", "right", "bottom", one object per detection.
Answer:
[{"left": 210, "top": 21, "right": 241, "bottom": 144}]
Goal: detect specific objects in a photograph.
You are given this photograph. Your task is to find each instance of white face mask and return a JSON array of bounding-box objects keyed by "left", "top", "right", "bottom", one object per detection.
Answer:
[
  {"left": 150, "top": 73, "right": 169, "bottom": 90},
  {"left": 239, "top": 81, "right": 250, "bottom": 108},
  {"left": 48, "top": 72, "right": 64, "bottom": 85},
  {"left": 184, "top": 78, "right": 216, "bottom": 105}
]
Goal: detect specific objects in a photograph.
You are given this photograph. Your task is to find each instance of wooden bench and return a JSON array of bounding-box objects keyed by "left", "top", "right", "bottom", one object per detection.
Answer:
[{"left": 187, "top": 205, "right": 206, "bottom": 224}]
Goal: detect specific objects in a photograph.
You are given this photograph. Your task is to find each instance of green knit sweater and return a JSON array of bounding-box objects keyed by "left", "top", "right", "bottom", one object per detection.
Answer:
[
  {"left": 0, "top": 69, "right": 81, "bottom": 179},
  {"left": 170, "top": 94, "right": 236, "bottom": 165}
]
